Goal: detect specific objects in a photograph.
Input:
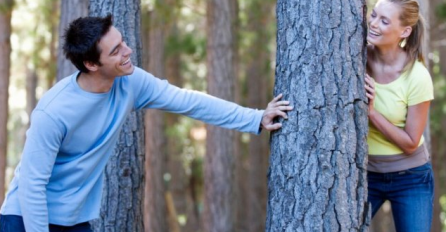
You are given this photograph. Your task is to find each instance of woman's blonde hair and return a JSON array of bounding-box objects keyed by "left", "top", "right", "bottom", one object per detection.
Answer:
[{"left": 388, "top": 0, "right": 426, "bottom": 71}]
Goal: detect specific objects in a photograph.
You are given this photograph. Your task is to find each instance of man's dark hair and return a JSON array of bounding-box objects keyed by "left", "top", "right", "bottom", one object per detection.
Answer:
[{"left": 63, "top": 14, "right": 113, "bottom": 73}]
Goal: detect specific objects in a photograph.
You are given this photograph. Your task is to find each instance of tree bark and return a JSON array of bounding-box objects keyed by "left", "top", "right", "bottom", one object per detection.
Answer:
[
  {"left": 266, "top": 1, "right": 369, "bottom": 231},
  {"left": 88, "top": 1, "right": 145, "bottom": 231},
  {"left": 0, "top": 0, "right": 13, "bottom": 206},
  {"left": 143, "top": 1, "right": 168, "bottom": 231},
  {"left": 204, "top": 0, "right": 236, "bottom": 231},
  {"left": 56, "top": 0, "right": 88, "bottom": 81}
]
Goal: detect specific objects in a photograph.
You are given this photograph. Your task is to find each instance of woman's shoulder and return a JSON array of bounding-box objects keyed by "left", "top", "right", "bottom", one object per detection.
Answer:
[{"left": 407, "top": 60, "right": 431, "bottom": 80}]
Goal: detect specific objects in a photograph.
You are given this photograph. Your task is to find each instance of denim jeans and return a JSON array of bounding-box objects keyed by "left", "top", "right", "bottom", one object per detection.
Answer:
[
  {"left": 368, "top": 162, "right": 434, "bottom": 232},
  {"left": 0, "top": 215, "right": 92, "bottom": 232}
]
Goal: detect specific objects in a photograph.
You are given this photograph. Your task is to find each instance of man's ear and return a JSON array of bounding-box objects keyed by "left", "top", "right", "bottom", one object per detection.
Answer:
[
  {"left": 400, "top": 26, "right": 412, "bottom": 39},
  {"left": 84, "top": 61, "right": 99, "bottom": 72}
]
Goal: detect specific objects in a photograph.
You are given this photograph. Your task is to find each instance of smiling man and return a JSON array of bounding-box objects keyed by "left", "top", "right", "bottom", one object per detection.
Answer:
[{"left": 0, "top": 15, "right": 292, "bottom": 232}]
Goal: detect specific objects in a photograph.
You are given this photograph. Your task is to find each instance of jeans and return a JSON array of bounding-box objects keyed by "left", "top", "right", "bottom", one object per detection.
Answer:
[
  {"left": 0, "top": 215, "right": 92, "bottom": 232},
  {"left": 368, "top": 162, "right": 434, "bottom": 232}
]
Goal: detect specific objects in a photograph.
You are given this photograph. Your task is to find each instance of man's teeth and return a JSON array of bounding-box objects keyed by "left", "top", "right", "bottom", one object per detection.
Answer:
[{"left": 122, "top": 58, "right": 130, "bottom": 65}]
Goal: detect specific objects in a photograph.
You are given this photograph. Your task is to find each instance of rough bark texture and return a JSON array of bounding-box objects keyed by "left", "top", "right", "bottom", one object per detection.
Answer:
[
  {"left": 88, "top": 1, "right": 145, "bottom": 231},
  {"left": 0, "top": 0, "right": 13, "bottom": 206},
  {"left": 144, "top": 3, "right": 168, "bottom": 231},
  {"left": 56, "top": 0, "right": 88, "bottom": 81},
  {"left": 246, "top": 1, "right": 274, "bottom": 232},
  {"left": 266, "top": 1, "right": 369, "bottom": 231},
  {"left": 204, "top": 0, "right": 236, "bottom": 231}
]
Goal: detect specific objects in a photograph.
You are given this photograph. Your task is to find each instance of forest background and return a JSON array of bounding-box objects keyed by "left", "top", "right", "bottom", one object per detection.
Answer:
[{"left": 1, "top": 0, "right": 446, "bottom": 231}]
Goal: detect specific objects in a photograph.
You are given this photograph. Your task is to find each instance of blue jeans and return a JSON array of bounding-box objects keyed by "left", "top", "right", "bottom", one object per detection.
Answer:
[
  {"left": 368, "top": 162, "right": 434, "bottom": 232},
  {"left": 0, "top": 215, "right": 92, "bottom": 232}
]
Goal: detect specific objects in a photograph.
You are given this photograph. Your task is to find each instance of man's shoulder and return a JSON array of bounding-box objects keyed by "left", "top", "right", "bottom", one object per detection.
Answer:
[{"left": 36, "top": 73, "right": 76, "bottom": 111}]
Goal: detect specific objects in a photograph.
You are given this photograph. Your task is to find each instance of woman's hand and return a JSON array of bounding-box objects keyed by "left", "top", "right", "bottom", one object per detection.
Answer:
[{"left": 365, "top": 74, "right": 376, "bottom": 115}]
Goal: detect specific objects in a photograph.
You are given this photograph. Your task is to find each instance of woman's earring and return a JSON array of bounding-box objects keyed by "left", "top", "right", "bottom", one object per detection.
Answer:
[{"left": 400, "top": 38, "right": 407, "bottom": 48}]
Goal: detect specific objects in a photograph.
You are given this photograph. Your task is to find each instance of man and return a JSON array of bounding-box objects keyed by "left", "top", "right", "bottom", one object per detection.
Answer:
[{"left": 0, "top": 15, "right": 292, "bottom": 232}]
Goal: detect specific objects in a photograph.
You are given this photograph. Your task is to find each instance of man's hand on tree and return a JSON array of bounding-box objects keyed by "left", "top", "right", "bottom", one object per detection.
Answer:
[{"left": 261, "top": 93, "right": 293, "bottom": 131}]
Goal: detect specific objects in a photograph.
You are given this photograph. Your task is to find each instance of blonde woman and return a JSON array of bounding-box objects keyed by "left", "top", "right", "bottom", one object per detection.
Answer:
[{"left": 365, "top": 0, "right": 434, "bottom": 231}]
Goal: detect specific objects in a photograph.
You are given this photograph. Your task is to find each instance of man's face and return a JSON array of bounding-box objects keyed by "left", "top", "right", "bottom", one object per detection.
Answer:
[{"left": 96, "top": 26, "right": 134, "bottom": 78}]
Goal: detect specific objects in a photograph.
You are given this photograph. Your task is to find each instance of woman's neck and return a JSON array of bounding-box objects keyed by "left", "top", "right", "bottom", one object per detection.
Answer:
[{"left": 373, "top": 44, "right": 406, "bottom": 67}]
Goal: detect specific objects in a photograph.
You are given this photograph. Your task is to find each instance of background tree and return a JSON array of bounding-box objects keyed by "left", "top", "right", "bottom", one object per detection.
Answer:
[
  {"left": 143, "top": 0, "right": 168, "bottom": 231},
  {"left": 204, "top": 0, "right": 237, "bottom": 231},
  {"left": 56, "top": 0, "right": 88, "bottom": 81},
  {"left": 266, "top": 0, "right": 369, "bottom": 231},
  {"left": 430, "top": 0, "right": 446, "bottom": 231},
  {"left": 0, "top": 0, "right": 13, "bottom": 206},
  {"left": 244, "top": 1, "right": 275, "bottom": 231},
  {"left": 88, "top": 1, "right": 145, "bottom": 231}
]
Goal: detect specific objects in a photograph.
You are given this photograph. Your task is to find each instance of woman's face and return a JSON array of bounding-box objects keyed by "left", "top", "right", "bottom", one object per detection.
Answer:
[{"left": 367, "top": 0, "right": 409, "bottom": 47}]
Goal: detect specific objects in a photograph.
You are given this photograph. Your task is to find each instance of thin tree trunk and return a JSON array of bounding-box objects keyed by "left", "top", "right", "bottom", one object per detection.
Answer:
[
  {"left": 246, "top": 1, "right": 274, "bottom": 231},
  {"left": 429, "top": 0, "right": 444, "bottom": 231},
  {"left": 204, "top": 0, "right": 236, "bottom": 231},
  {"left": 25, "top": 67, "right": 37, "bottom": 119},
  {"left": 266, "top": 1, "right": 369, "bottom": 231},
  {"left": 231, "top": 0, "right": 249, "bottom": 231},
  {"left": 88, "top": 1, "right": 145, "bottom": 231},
  {"left": 164, "top": 24, "right": 187, "bottom": 232},
  {"left": 143, "top": 1, "right": 170, "bottom": 230},
  {"left": 0, "top": 0, "right": 13, "bottom": 206},
  {"left": 56, "top": 0, "right": 88, "bottom": 81}
]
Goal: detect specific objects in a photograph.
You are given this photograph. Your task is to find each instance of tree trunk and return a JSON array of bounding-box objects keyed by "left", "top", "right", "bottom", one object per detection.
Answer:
[
  {"left": 164, "top": 24, "right": 186, "bottom": 232},
  {"left": 0, "top": 0, "right": 13, "bottom": 206},
  {"left": 204, "top": 0, "right": 236, "bottom": 231},
  {"left": 266, "top": 1, "right": 369, "bottom": 231},
  {"left": 56, "top": 0, "right": 88, "bottom": 81},
  {"left": 143, "top": 1, "right": 168, "bottom": 231},
  {"left": 88, "top": 1, "right": 145, "bottom": 231},
  {"left": 429, "top": 0, "right": 445, "bottom": 231},
  {"left": 246, "top": 1, "right": 274, "bottom": 232},
  {"left": 231, "top": 0, "right": 248, "bottom": 231},
  {"left": 25, "top": 67, "right": 38, "bottom": 119}
]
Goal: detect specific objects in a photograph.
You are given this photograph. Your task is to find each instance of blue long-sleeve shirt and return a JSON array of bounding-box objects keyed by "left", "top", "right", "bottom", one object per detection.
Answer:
[{"left": 0, "top": 67, "right": 264, "bottom": 232}]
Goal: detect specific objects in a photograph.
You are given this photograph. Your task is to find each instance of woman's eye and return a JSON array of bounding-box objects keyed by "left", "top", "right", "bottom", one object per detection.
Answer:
[{"left": 382, "top": 20, "right": 388, "bottom": 25}]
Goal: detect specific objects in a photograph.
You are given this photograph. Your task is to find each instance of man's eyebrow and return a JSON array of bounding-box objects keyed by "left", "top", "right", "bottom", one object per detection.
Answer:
[
  {"left": 109, "top": 43, "right": 121, "bottom": 56},
  {"left": 109, "top": 36, "right": 123, "bottom": 56}
]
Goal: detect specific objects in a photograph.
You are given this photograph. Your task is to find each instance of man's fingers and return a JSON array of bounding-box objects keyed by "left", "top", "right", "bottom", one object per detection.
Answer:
[
  {"left": 265, "top": 109, "right": 287, "bottom": 119},
  {"left": 265, "top": 123, "right": 282, "bottom": 131},
  {"left": 271, "top": 93, "right": 283, "bottom": 103},
  {"left": 278, "top": 105, "right": 293, "bottom": 111}
]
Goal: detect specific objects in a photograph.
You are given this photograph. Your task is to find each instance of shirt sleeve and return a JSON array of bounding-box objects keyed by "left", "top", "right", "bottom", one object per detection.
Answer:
[
  {"left": 407, "top": 64, "right": 434, "bottom": 106},
  {"left": 18, "top": 110, "right": 64, "bottom": 232},
  {"left": 130, "top": 68, "right": 264, "bottom": 134}
]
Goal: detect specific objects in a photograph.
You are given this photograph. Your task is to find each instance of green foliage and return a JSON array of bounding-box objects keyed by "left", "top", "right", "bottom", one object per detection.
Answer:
[
  {"left": 436, "top": 3, "right": 446, "bottom": 20},
  {"left": 0, "top": 0, "right": 14, "bottom": 14}
]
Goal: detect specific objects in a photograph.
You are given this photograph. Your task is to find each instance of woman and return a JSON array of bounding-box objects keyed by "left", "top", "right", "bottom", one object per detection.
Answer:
[{"left": 364, "top": 0, "right": 434, "bottom": 231}]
